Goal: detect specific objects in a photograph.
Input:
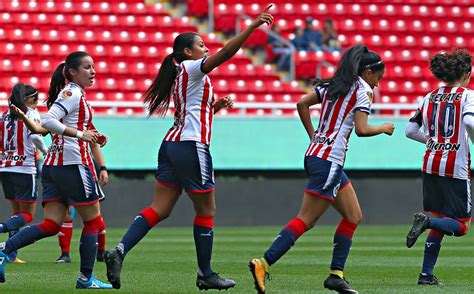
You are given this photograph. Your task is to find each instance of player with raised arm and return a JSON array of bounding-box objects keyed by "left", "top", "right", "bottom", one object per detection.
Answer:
[{"left": 104, "top": 5, "right": 273, "bottom": 291}]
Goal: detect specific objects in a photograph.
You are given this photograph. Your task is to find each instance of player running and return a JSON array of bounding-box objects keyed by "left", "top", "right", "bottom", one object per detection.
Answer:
[
  {"left": 405, "top": 49, "right": 473, "bottom": 285},
  {"left": 249, "top": 45, "right": 394, "bottom": 294}
]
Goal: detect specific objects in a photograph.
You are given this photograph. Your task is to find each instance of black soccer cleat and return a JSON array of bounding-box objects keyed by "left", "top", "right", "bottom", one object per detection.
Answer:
[
  {"left": 105, "top": 249, "right": 123, "bottom": 289},
  {"left": 54, "top": 253, "right": 71, "bottom": 264},
  {"left": 323, "top": 274, "right": 358, "bottom": 294},
  {"left": 406, "top": 212, "right": 430, "bottom": 248},
  {"left": 96, "top": 250, "right": 105, "bottom": 262},
  {"left": 418, "top": 273, "right": 442, "bottom": 285},
  {"left": 196, "top": 272, "right": 236, "bottom": 291}
]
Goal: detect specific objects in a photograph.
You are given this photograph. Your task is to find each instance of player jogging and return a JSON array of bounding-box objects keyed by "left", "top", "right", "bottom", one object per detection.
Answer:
[
  {"left": 249, "top": 45, "right": 395, "bottom": 294},
  {"left": 405, "top": 49, "right": 473, "bottom": 285}
]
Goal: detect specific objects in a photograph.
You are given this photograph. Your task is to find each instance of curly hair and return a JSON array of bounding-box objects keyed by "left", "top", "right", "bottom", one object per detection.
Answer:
[{"left": 430, "top": 49, "right": 472, "bottom": 83}]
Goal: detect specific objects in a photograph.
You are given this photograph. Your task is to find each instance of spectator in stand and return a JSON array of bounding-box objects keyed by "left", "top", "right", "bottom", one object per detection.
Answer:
[
  {"left": 291, "top": 27, "right": 308, "bottom": 51},
  {"left": 321, "top": 19, "right": 342, "bottom": 52},
  {"left": 268, "top": 24, "right": 291, "bottom": 71},
  {"left": 303, "top": 17, "right": 322, "bottom": 52}
]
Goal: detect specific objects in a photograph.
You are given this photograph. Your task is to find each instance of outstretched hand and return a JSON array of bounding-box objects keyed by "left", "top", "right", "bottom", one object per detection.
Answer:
[{"left": 251, "top": 4, "right": 274, "bottom": 28}]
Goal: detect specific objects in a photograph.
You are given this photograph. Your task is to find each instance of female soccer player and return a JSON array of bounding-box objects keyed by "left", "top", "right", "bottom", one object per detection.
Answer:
[
  {"left": 0, "top": 51, "right": 112, "bottom": 289},
  {"left": 0, "top": 83, "right": 47, "bottom": 264},
  {"left": 103, "top": 5, "right": 273, "bottom": 291},
  {"left": 249, "top": 45, "right": 395, "bottom": 294},
  {"left": 405, "top": 49, "right": 473, "bottom": 285}
]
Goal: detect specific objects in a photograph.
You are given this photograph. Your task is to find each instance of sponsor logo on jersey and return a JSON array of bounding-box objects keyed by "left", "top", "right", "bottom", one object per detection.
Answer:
[
  {"left": 2, "top": 153, "right": 27, "bottom": 162},
  {"left": 426, "top": 138, "right": 460, "bottom": 151},
  {"left": 312, "top": 135, "right": 335, "bottom": 146},
  {"left": 48, "top": 144, "right": 64, "bottom": 153},
  {"left": 429, "top": 92, "right": 462, "bottom": 103}
]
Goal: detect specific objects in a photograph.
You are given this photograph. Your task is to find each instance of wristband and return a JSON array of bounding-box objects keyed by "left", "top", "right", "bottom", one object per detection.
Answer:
[
  {"left": 75, "top": 130, "right": 84, "bottom": 139},
  {"left": 100, "top": 166, "right": 107, "bottom": 171}
]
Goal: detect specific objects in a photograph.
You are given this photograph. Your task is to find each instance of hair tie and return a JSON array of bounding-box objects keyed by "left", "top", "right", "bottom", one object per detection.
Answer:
[
  {"left": 363, "top": 60, "right": 384, "bottom": 69},
  {"left": 62, "top": 65, "right": 69, "bottom": 83}
]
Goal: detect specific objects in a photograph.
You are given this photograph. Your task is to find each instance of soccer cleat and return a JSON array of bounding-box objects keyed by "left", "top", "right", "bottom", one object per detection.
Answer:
[
  {"left": 418, "top": 273, "right": 442, "bottom": 285},
  {"left": 55, "top": 253, "right": 72, "bottom": 264},
  {"left": 75, "top": 275, "right": 113, "bottom": 289},
  {"left": 196, "top": 272, "right": 236, "bottom": 291},
  {"left": 406, "top": 212, "right": 430, "bottom": 248},
  {"left": 0, "top": 251, "right": 9, "bottom": 283},
  {"left": 96, "top": 250, "right": 105, "bottom": 262},
  {"left": 249, "top": 258, "right": 269, "bottom": 294},
  {"left": 323, "top": 274, "right": 358, "bottom": 294},
  {"left": 105, "top": 249, "right": 123, "bottom": 289},
  {"left": 13, "top": 257, "right": 26, "bottom": 264}
]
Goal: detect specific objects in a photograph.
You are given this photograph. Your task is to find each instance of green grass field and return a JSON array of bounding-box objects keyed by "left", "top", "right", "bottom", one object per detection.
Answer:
[{"left": 0, "top": 225, "right": 473, "bottom": 293}]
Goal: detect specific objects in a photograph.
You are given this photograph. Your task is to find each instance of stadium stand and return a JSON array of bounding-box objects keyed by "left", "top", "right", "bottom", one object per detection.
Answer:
[
  {"left": 2, "top": 0, "right": 473, "bottom": 116},
  {"left": 188, "top": 0, "right": 474, "bottom": 113}
]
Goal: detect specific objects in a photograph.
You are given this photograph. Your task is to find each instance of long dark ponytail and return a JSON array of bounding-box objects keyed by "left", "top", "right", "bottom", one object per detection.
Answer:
[
  {"left": 47, "top": 51, "right": 90, "bottom": 109},
  {"left": 313, "top": 45, "right": 384, "bottom": 101},
  {"left": 143, "top": 32, "right": 199, "bottom": 116},
  {"left": 9, "top": 83, "right": 38, "bottom": 120}
]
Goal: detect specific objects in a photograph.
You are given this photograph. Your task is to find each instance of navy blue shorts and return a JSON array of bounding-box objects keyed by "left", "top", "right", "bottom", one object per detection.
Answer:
[
  {"left": 422, "top": 173, "right": 472, "bottom": 221},
  {"left": 42, "top": 164, "right": 100, "bottom": 207},
  {"left": 156, "top": 141, "right": 215, "bottom": 193},
  {"left": 304, "top": 156, "right": 350, "bottom": 202},
  {"left": 0, "top": 172, "right": 37, "bottom": 202}
]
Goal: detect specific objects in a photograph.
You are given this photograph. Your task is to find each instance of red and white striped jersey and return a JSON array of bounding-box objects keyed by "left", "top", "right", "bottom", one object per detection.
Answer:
[
  {"left": 44, "top": 83, "right": 94, "bottom": 167},
  {"left": 410, "top": 86, "right": 474, "bottom": 180},
  {"left": 164, "top": 58, "right": 215, "bottom": 145},
  {"left": 305, "top": 77, "right": 373, "bottom": 166},
  {"left": 0, "top": 108, "right": 41, "bottom": 174}
]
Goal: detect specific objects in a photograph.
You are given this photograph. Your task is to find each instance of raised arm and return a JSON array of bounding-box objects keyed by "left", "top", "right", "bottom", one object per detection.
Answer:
[
  {"left": 201, "top": 5, "right": 273, "bottom": 73},
  {"left": 296, "top": 92, "right": 321, "bottom": 139},
  {"left": 10, "top": 105, "right": 49, "bottom": 135},
  {"left": 354, "top": 110, "right": 395, "bottom": 137}
]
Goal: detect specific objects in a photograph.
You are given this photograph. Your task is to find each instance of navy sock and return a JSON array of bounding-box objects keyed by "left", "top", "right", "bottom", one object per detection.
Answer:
[
  {"left": 331, "top": 219, "right": 358, "bottom": 271},
  {"left": 117, "top": 207, "right": 160, "bottom": 259},
  {"left": 7, "top": 229, "right": 18, "bottom": 259},
  {"left": 422, "top": 230, "right": 444, "bottom": 275},
  {"left": 2, "top": 219, "right": 59, "bottom": 255},
  {"left": 80, "top": 217, "right": 100, "bottom": 279},
  {"left": 1, "top": 213, "right": 32, "bottom": 233},
  {"left": 194, "top": 216, "right": 214, "bottom": 277},
  {"left": 263, "top": 218, "right": 307, "bottom": 266},
  {"left": 429, "top": 218, "right": 467, "bottom": 236}
]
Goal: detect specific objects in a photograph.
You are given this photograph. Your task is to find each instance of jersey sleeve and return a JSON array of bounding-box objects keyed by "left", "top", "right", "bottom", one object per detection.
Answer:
[
  {"left": 314, "top": 86, "right": 326, "bottom": 103},
  {"left": 354, "top": 87, "right": 372, "bottom": 114},
  {"left": 182, "top": 58, "right": 208, "bottom": 78},
  {"left": 54, "top": 87, "right": 81, "bottom": 116},
  {"left": 409, "top": 97, "right": 426, "bottom": 126},
  {"left": 462, "top": 90, "right": 474, "bottom": 117},
  {"left": 26, "top": 109, "right": 41, "bottom": 124}
]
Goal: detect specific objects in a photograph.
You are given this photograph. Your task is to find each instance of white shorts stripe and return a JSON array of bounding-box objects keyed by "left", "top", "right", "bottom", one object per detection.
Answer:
[
  {"left": 323, "top": 162, "right": 339, "bottom": 190},
  {"left": 196, "top": 142, "right": 209, "bottom": 185},
  {"left": 78, "top": 165, "right": 92, "bottom": 198}
]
